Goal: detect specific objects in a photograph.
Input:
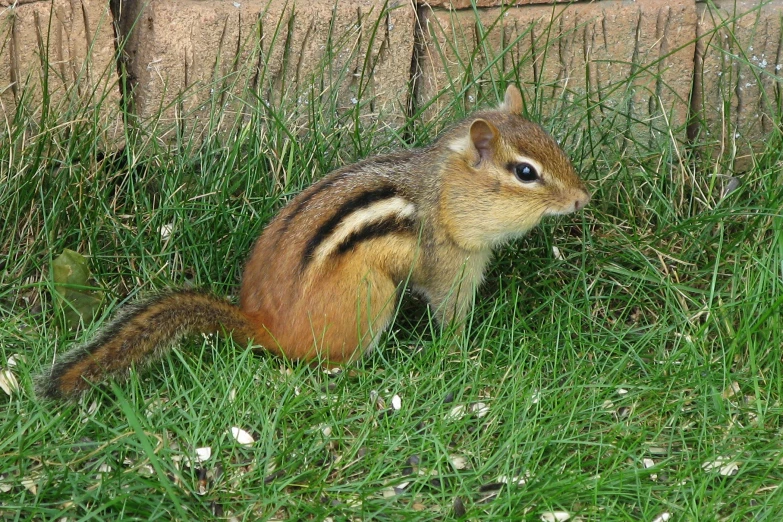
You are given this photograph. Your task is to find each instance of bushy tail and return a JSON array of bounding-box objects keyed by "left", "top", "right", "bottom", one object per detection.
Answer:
[{"left": 36, "top": 290, "right": 257, "bottom": 400}]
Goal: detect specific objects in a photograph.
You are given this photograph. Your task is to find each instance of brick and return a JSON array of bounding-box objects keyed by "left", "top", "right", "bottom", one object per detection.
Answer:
[
  {"left": 691, "top": 0, "right": 783, "bottom": 170},
  {"left": 417, "top": 0, "right": 697, "bottom": 145},
  {"left": 423, "top": 0, "right": 571, "bottom": 10},
  {"left": 0, "top": 0, "right": 121, "bottom": 141},
  {"left": 120, "top": 0, "right": 416, "bottom": 140}
]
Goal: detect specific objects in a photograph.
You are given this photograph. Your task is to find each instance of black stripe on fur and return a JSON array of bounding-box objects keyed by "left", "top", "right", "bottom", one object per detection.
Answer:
[
  {"left": 300, "top": 185, "right": 399, "bottom": 269},
  {"left": 334, "top": 215, "right": 417, "bottom": 256}
]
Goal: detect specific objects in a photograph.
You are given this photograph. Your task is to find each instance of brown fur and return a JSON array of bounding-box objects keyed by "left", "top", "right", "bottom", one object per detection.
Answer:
[{"left": 36, "top": 85, "right": 590, "bottom": 399}]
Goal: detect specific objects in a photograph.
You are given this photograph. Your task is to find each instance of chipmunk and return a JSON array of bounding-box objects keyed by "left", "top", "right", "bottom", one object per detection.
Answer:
[{"left": 36, "top": 85, "right": 590, "bottom": 399}]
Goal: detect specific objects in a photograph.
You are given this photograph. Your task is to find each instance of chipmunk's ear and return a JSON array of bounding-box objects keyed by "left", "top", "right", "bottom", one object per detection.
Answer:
[
  {"left": 446, "top": 118, "right": 500, "bottom": 164},
  {"left": 501, "top": 85, "right": 523, "bottom": 115},
  {"left": 469, "top": 118, "right": 500, "bottom": 163}
]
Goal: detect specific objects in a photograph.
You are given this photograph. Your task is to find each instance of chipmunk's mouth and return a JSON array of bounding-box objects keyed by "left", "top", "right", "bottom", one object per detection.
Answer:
[
  {"left": 575, "top": 189, "right": 591, "bottom": 210},
  {"left": 544, "top": 189, "right": 591, "bottom": 216}
]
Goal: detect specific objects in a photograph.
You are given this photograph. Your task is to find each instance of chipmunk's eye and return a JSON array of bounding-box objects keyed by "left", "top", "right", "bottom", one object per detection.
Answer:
[{"left": 513, "top": 162, "right": 539, "bottom": 183}]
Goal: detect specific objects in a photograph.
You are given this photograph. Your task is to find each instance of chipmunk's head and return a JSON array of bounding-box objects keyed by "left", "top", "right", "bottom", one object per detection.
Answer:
[{"left": 440, "top": 85, "right": 590, "bottom": 251}]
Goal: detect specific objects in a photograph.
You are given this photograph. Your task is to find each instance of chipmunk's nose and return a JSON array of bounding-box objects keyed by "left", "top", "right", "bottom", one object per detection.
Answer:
[{"left": 574, "top": 190, "right": 591, "bottom": 211}]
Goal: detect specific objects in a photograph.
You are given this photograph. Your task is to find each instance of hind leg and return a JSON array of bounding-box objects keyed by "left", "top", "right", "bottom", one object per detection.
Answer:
[{"left": 313, "top": 264, "right": 399, "bottom": 363}]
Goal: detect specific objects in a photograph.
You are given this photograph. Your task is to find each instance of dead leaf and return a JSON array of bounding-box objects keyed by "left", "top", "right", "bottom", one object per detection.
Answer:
[
  {"left": 722, "top": 381, "right": 740, "bottom": 399},
  {"left": 52, "top": 249, "right": 103, "bottom": 330}
]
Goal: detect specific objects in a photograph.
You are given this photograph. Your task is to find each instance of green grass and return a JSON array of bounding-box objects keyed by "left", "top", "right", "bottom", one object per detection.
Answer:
[{"left": 2, "top": 3, "right": 783, "bottom": 521}]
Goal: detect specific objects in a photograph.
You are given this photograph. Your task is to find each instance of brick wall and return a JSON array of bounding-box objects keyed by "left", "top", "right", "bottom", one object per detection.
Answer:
[{"left": 2, "top": 0, "right": 781, "bottom": 168}]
